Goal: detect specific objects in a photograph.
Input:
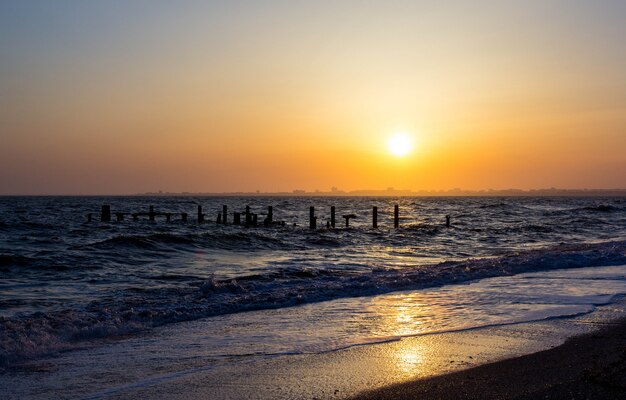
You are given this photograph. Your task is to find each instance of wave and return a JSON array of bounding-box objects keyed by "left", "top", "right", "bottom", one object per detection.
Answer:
[
  {"left": 2, "top": 239, "right": 626, "bottom": 368},
  {"left": 0, "top": 254, "right": 35, "bottom": 267},
  {"left": 580, "top": 204, "right": 620, "bottom": 213},
  {"left": 83, "top": 231, "right": 299, "bottom": 252},
  {"left": 545, "top": 204, "right": 623, "bottom": 215},
  {"left": 477, "top": 202, "right": 511, "bottom": 209}
]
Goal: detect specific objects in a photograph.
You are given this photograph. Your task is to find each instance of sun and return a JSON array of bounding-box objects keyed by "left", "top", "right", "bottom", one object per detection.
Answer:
[{"left": 387, "top": 132, "right": 413, "bottom": 157}]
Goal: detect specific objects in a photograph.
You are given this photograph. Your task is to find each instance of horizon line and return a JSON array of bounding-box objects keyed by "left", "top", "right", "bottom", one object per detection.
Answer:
[{"left": 2, "top": 188, "right": 626, "bottom": 197}]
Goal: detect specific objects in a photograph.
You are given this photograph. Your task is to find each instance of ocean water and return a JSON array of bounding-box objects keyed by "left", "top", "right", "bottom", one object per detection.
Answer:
[{"left": 1, "top": 196, "right": 626, "bottom": 371}]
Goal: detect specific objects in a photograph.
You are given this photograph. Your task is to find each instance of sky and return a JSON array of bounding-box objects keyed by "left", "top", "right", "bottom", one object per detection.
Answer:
[{"left": 1, "top": 1, "right": 625, "bottom": 195}]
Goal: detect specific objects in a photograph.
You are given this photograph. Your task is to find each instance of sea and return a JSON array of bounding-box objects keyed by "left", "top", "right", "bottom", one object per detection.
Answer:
[{"left": 1, "top": 196, "right": 626, "bottom": 397}]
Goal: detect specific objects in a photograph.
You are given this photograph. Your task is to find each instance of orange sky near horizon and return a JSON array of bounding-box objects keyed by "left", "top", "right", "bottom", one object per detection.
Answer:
[{"left": 1, "top": 2, "right": 625, "bottom": 194}]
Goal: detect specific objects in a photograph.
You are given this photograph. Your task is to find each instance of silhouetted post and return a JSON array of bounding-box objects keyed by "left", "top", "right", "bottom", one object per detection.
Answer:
[
  {"left": 309, "top": 206, "right": 316, "bottom": 229},
  {"left": 372, "top": 206, "right": 378, "bottom": 228},
  {"left": 245, "top": 206, "right": 251, "bottom": 226},
  {"left": 222, "top": 205, "right": 228, "bottom": 224},
  {"left": 326, "top": 220, "right": 330, "bottom": 228},
  {"left": 166, "top": 213, "right": 171, "bottom": 223},
  {"left": 101, "top": 205, "right": 111, "bottom": 222},
  {"left": 216, "top": 212, "right": 222, "bottom": 224},
  {"left": 343, "top": 214, "right": 356, "bottom": 228},
  {"left": 330, "top": 206, "right": 336, "bottom": 228},
  {"left": 116, "top": 213, "right": 124, "bottom": 222},
  {"left": 149, "top": 206, "right": 155, "bottom": 221},
  {"left": 446, "top": 215, "right": 451, "bottom": 227},
  {"left": 234, "top": 212, "right": 241, "bottom": 225},
  {"left": 87, "top": 213, "right": 93, "bottom": 222},
  {"left": 394, "top": 205, "right": 399, "bottom": 228},
  {"left": 252, "top": 213, "right": 258, "bottom": 226},
  {"left": 266, "top": 206, "right": 273, "bottom": 225},
  {"left": 181, "top": 213, "right": 188, "bottom": 222},
  {"left": 197, "top": 205, "right": 204, "bottom": 223}
]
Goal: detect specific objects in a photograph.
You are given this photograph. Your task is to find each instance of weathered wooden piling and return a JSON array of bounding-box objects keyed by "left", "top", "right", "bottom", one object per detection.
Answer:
[
  {"left": 234, "top": 212, "right": 241, "bottom": 225},
  {"left": 217, "top": 212, "right": 222, "bottom": 224},
  {"left": 372, "top": 206, "right": 378, "bottom": 228},
  {"left": 446, "top": 215, "right": 451, "bottom": 227},
  {"left": 149, "top": 206, "right": 155, "bottom": 221},
  {"left": 116, "top": 213, "right": 124, "bottom": 222},
  {"left": 87, "top": 213, "right": 93, "bottom": 222},
  {"left": 252, "top": 213, "right": 258, "bottom": 226},
  {"left": 343, "top": 214, "right": 356, "bottom": 228},
  {"left": 265, "top": 206, "right": 273, "bottom": 225},
  {"left": 181, "top": 212, "right": 188, "bottom": 222},
  {"left": 222, "top": 205, "right": 228, "bottom": 224},
  {"left": 245, "top": 206, "right": 251, "bottom": 226},
  {"left": 197, "top": 205, "right": 204, "bottom": 223},
  {"left": 331, "top": 206, "right": 336, "bottom": 228},
  {"left": 101, "top": 205, "right": 111, "bottom": 222},
  {"left": 309, "top": 206, "right": 316, "bottom": 229},
  {"left": 394, "top": 205, "right": 399, "bottom": 228}
]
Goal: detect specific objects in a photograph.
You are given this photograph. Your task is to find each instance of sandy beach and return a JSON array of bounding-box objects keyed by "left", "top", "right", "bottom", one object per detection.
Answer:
[
  {"left": 53, "top": 296, "right": 621, "bottom": 400},
  {"left": 353, "top": 317, "right": 626, "bottom": 400}
]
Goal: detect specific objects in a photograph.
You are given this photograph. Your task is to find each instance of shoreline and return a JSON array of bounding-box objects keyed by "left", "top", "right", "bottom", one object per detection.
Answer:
[
  {"left": 89, "top": 298, "right": 626, "bottom": 400},
  {"left": 352, "top": 318, "right": 626, "bottom": 400},
  {"left": 3, "top": 272, "right": 626, "bottom": 399}
]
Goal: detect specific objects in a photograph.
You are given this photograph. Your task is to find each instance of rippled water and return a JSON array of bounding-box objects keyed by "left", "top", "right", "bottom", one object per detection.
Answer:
[{"left": 1, "top": 195, "right": 626, "bottom": 366}]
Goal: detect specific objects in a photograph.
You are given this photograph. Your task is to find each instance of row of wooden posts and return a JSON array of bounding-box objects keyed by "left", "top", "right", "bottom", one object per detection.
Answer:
[{"left": 91, "top": 204, "right": 451, "bottom": 229}]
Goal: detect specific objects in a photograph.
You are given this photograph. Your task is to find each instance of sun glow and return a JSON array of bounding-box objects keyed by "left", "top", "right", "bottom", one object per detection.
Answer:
[{"left": 387, "top": 132, "right": 413, "bottom": 157}]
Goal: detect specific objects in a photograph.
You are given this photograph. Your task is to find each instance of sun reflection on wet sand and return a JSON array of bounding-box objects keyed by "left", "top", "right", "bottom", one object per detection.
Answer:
[{"left": 393, "top": 341, "right": 428, "bottom": 376}]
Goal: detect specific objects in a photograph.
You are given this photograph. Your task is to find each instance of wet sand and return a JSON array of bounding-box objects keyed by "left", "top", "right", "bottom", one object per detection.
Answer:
[
  {"left": 91, "top": 300, "right": 626, "bottom": 400},
  {"left": 352, "top": 318, "right": 626, "bottom": 400},
  {"left": 5, "top": 299, "right": 626, "bottom": 399}
]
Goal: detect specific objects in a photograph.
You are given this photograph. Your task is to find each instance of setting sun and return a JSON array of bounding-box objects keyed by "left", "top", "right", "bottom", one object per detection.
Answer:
[{"left": 387, "top": 132, "right": 414, "bottom": 157}]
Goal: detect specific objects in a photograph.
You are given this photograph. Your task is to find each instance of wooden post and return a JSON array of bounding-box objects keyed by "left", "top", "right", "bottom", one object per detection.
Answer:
[
  {"left": 149, "top": 206, "right": 155, "bottom": 222},
  {"left": 245, "top": 206, "right": 251, "bottom": 226},
  {"left": 394, "top": 204, "right": 399, "bottom": 228},
  {"left": 86, "top": 213, "right": 93, "bottom": 222},
  {"left": 330, "top": 206, "right": 336, "bottom": 228},
  {"left": 252, "top": 213, "right": 258, "bottom": 226},
  {"left": 217, "top": 212, "right": 222, "bottom": 224},
  {"left": 234, "top": 212, "right": 241, "bottom": 225},
  {"left": 222, "top": 205, "right": 228, "bottom": 224},
  {"left": 309, "top": 206, "right": 316, "bottom": 229},
  {"left": 101, "top": 205, "right": 111, "bottom": 222},
  {"left": 197, "top": 205, "right": 204, "bottom": 223},
  {"left": 166, "top": 213, "right": 171, "bottom": 223},
  {"left": 343, "top": 214, "right": 356, "bottom": 228},
  {"left": 372, "top": 206, "right": 378, "bottom": 228},
  {"left": 446, "top": 215, "right": 451, "bottom": 227},
  {"left": 266, "top": 206, "right": 273, "bottom": 225},
  {"left": 116, "top": 213, "right": 124, "bottom": 222},
  {"left": 181, "top": 212, "right": 188, "bottom": 222}
]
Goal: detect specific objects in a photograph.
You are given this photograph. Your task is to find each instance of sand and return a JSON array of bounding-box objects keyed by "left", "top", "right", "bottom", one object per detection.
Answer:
[
  {"left": 352, "top": 318, "right": 626, "bottom": 400},
  {"left": 5, "top": 298, "right": 626, "bottom": 399},
  {"left": 90, "top": 300, "right": 626, "bottom": 399}
]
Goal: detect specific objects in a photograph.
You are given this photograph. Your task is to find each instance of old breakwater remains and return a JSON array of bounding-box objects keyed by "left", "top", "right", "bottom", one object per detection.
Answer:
[{"left": 90, "top": 203, "right": 452, "bottom": 229}]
